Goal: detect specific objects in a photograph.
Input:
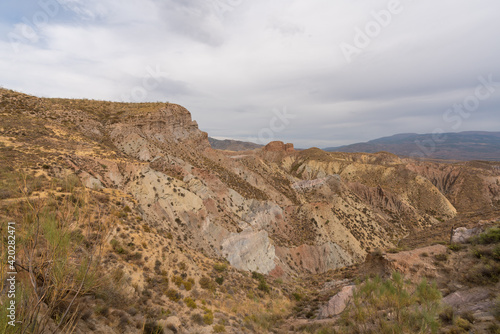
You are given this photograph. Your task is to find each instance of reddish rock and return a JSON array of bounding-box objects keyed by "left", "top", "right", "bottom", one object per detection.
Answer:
[
  {"left": 269, "top": 264, "right": 285, "bottom": 278},
  {"left": 360, "top": 245, "right": 448, "bottom": 282},
  {"left": 264, "top": 141, "right": 294, "bottom": 152},
  {"left": 284, "top": 143, "right": 294, "bottom": 152},
  {"left": 319, "top": 285, "right": 355, "bottom": 319}
]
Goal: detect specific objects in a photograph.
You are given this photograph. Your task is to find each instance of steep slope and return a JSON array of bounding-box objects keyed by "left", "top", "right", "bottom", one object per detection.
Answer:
[{"left": 1, "top": 88, "right": 499, "bottom": 333}]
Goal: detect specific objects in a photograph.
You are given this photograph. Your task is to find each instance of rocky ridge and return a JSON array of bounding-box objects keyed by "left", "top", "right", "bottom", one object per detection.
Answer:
[{"left": 1, "top": 88, "right": 500, "bottom": 333}]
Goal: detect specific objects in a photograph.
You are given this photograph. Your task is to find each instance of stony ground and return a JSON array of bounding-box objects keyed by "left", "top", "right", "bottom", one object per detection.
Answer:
[{"left": 1, "top": 88, "right": 499, "bottom": 333}]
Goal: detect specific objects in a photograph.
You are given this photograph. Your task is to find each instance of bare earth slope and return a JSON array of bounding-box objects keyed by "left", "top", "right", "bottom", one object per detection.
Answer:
[{"left": 1, "top": 88, "right": 499, "bottom": 333}]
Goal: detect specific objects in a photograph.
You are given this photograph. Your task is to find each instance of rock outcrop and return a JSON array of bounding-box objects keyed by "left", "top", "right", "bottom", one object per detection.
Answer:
[
  {"left": 264, "top": 141, "right": 294, "bottom": 152},
  {"left": 2, "top": 88, "right": 499, "bottom": 278},
  {"left": 451, "top": 226, "right": 484, "bottom": 243},
  {"left": 319, "top": 285, "right": 355, "bottom": 319}
]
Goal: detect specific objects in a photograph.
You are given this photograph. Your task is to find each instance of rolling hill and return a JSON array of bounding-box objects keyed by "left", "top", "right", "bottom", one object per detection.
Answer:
[
  {"left": 1, "top": 88, "right": 499, "bottom": 333},
  {"left": 325, "top": 131, "right": 500, "bottom": 161},
  {"left": 208, "top": 137, "right": 263, "bottom": 151}
]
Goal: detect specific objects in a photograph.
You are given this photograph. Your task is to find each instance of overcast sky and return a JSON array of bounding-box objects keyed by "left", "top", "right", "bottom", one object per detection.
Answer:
[{"left": 1, "top": 0, "right": 499, "bottom": 148}]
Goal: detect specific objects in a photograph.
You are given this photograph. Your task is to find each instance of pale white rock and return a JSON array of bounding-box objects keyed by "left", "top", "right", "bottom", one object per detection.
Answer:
[
  {"left": 242, "top": 201, "right": 283, "bottom": 229},
  {"left": 80, "top": 171, "right": 103, "bottom": 190},
  {"left": 452, "top": 226, "right": 483, "bottom": 243},
  {"left": 319, "top": 285, "right": 355, "bottom": 319},
  {"left": 222, "top": 229, "right": 276, "bottom": 274}
]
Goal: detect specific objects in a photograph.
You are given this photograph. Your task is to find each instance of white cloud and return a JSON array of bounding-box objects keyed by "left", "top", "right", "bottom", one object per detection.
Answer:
[{"left": 0, "top": 0, "right": 499, "bottom": 147}]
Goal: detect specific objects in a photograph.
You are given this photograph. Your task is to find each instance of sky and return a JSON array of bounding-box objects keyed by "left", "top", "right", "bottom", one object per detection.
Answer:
[{"left": 1, "top": 0, "right": 499, "bottom": 148}]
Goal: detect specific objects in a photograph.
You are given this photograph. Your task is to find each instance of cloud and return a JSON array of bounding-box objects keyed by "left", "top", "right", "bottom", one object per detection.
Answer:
[{"left": 0, "top": 0, "right": 499, "bottom": 148}]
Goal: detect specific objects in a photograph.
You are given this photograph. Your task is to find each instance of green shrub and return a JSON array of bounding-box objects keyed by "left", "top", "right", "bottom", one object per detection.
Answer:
[
  {"left": 434, "top": 253, "right": 448, "bottom": 262},
  {"left": 184, "top": 297, "right": 197, "bottom": 309},
  {"left": 292, "top": 292, "right": 304, "bottom": 301},
  {"left": 251, "top": 271, "right": 270, "bottom": 293},
  {"left": 215, "top": 277, "right": 224, "bottom": 285},
  {"left": 191, "top": 313, "right": 204, "bottom": 325},
  {"left": 172, "top": 275, "right": 193, "bottom": 291},
  {"left": 488, "top": 323, "right": 500, "bottom": 334},
  {"left": 61, "top": 173, "right": 81, "bottom": 192},
  {"left": 257, "top": 280, "right": 270, "bottom": 293},
  {"left": 455, "top": 317, "right": 472, "bottom": 331},
  {"left": 460, "top": 311, "right": 475, "bottom": 324},
  {"left": 213, "top": 324, "right": 226, "bottom": 333},
  {"left": 493, "top": 245, "right": 500, "bottom": 260},
  {"left": 213, "top": 262, "right": 228, "bottom": 272},
  {"left": 493, "top": 297, "right": 500, "bottom": 321},
  {"left": 252, "top": 272, "right": 265, "bottom": 281},
  {"left": 166, "top": 288, "right": 181, "bottom": 302},
  {"left": 199, "top": 277, "right": 216, "bottom": 291},
  {"left": 439, "top": 306, "right": 455, "bottom": 324},
  {"left": 203, "top": 311, "right": 214, "bottom": 325},
  {"left": 448, "top": 244, "right": 463, "bottom": 252},
  {"left": 110, "top": 239, "right": 126, "bottom": 254},
  {"left": 143, "top": 321, "right": 163, "bottom": 334},
  {"left": 472, "top": 248, "right": 486, "bottom": 258},
  {"left": 338, "top": 272, "right": 441, "bottom": 334},
  {"left": 465, "top": 261, "right": 500, "bottom": 285},
  {"left": 475, "top": 227, "right": 500, "bottom": 244},
  {"left": 95, "top": 305, "right": 109, "bottom": 317}
]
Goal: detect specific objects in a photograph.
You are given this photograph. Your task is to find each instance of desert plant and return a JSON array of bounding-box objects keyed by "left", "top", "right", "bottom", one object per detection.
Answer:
[
  {"left": 460, "top": 311, "right": 475, "bottom": 324},
  {"left": 434, "top": 253, "right": 448, "bottom": 262},
  {"left": 199, "top": 276, "right": 216, "bottom": 291},
  {"left": 172, "top": 275, "right": 193, "bottom": 291},
  {"left": 493, "top": 245, "right": 500, "bottom": 260},
  {"left": 455, "top": 317, "right": 472, "bottom": 331},
  {"left": 439, "top": 306, "right": 455, "bottom": 324},
  {"left": 213, "top": 262, "right": 228, "bottom": 272},
  {"left": 213, "top": 324, "right": 226, "bottom": 332},
  {"left": 292, "top": 292, "right": 304, "bottom": 301},
  {"left": 143, "top": 321, "right": 163, "bottom": 334},
  {"left": 203, "top": 310, "right": 214, "bottom": 325},
  {"left": 464, "top": 261, "right": 500, "bottom": 285},
  {"left": 338, "top": 272, "right": 442, "bottom": 334},
  {"left": 0, "top": 176, "right": 106, "bottom": 334},
  {"left": 493, "top": 297, "right": 500, "bottom": 321},
  {"left": 448, "top": 244, "right": 463, "bottom": 252},
  {"left": 252, "top": 271, "right": 270, "bottom": 293},
  {"left": 184, "top": 297, "right": 197, "bottom": 309},
  {"left": 474, "top": 227, "right": 500, "bottom": 244},
  {"left": 191, "top": 313, "right": 204, "bottom": 325},
  {"left": 258, "top": 280, "right": 270, "bottom": 293},
  {"left": 166, "top": 288, "right": 181, "bottom": 302}
]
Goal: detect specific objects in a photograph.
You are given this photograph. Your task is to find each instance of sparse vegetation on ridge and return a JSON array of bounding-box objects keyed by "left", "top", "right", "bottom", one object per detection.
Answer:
[{"left": 1, "top": 88, "right": 499, "bottom": 333}]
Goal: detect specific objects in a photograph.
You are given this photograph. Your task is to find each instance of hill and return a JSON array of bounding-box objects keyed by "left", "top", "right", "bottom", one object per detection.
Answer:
[
  {"left": 325, "top": 131, "right": 500, "bottom": 161},
  {"left": 1, "top": 88, "right": 499, "bottom": 333},
  {"left": 208, "top": 137, "right": 263, "bottom": 151}
]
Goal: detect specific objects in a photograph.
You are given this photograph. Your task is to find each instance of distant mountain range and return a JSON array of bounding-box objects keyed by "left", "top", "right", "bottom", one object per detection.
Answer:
[
  {"left": 208, "top": 137, "right": 263, "bottom": 151},
  {"left": 325, "top": 131, "right": 500, "bottom": 161}
]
